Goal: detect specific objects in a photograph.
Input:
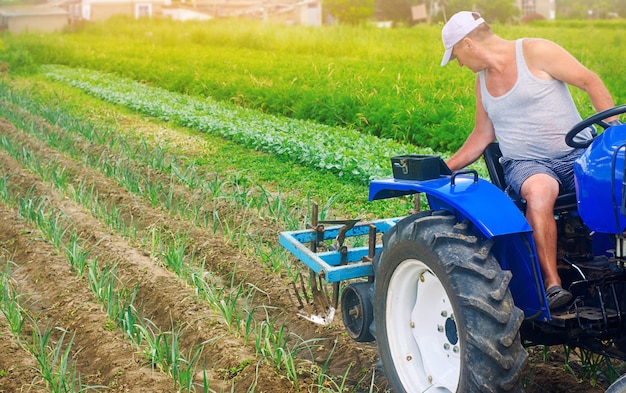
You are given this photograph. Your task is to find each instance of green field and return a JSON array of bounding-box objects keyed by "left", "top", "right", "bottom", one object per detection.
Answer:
[{"left": 1, "top": 17, "right": 625, "bottom": 153}]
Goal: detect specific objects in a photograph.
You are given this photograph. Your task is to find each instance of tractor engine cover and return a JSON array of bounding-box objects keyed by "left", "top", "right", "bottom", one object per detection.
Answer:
[{"left": 575, "top": 124, "right": 626, "bottom": 234}]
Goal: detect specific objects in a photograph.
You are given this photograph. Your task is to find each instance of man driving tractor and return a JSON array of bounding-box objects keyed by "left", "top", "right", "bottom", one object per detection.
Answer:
[{"left": 440, "top": 11, "right": 621, "bottom": 309}]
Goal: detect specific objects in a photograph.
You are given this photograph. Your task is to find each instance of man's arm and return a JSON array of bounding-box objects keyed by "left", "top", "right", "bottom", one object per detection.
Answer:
[
  {"left": 446, "top": 77, "right": 496, "bottom": 171},
  {"left": 525, "top": 39, "right": 618, "bottom": 121}
]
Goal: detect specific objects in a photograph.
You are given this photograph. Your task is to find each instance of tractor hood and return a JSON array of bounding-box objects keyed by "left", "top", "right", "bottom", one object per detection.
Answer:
[{"left": 575, "top": 124, "right": 626, "bottom": 235}]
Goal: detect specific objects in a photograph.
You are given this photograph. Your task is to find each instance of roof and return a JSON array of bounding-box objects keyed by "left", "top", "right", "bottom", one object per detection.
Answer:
[{"left": 81, "top": 0, "right": 169, "bottom": 4}]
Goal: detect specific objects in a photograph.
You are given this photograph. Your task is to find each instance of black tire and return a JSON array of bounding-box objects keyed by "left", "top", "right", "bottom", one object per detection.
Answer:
[
  {"left": 373, "top": 210, "right": 528, "bottom": 392},
  {"left": 341, "top": 281, "right": 375, "bottom": 342}
]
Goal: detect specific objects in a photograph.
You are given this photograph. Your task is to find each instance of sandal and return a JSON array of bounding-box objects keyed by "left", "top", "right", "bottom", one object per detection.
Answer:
[{"left": 546, "top": 285, "right": 572, "bottom": 309}]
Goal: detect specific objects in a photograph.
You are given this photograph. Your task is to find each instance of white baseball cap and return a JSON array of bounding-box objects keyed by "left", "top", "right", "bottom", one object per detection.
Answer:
[{"left": 440, "top": 11, "right": 485, "bottom": 66}]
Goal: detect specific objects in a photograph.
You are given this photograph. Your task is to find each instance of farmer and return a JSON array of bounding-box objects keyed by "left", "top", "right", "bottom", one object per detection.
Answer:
[{"left": 440, "top": 11, "right": 621, "bottom": 309}]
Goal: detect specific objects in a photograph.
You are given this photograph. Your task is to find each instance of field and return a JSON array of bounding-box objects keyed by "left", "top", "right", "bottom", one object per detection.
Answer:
[
  {"left": 0, "top": 18, "right": 624, "bottom": 392},
  {"left": 2, "top": 17, "right": 625, "bottom": 152}
]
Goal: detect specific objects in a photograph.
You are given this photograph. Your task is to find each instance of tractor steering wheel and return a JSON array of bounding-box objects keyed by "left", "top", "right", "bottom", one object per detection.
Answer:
[{"left": 565, "top": 105, "right": 626, "bottom": 148}]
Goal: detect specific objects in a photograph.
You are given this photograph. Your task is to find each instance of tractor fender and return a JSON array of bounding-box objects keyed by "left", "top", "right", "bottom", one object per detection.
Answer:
[
  {"left": 369, "top": 175, "right": 550, "bottom": 321},
  {"left": 369, "top": 175, "right": 532, "bottom": 238}
]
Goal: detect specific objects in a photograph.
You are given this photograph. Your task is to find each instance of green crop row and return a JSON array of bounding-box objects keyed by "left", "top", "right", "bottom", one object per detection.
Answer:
[
  {"left": 42, "top": 64, "right": 443, "bottom": 184},
  {"left": 0, "top": 18, "right": 624, "bottom": 153}
]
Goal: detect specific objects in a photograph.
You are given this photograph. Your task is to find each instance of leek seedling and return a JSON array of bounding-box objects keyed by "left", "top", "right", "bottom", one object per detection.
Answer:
[{"left": 64, "top": 232, "right": 91, "bottom": 276}]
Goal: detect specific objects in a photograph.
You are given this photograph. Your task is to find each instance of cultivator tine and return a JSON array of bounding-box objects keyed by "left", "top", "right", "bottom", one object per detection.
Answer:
[
  {"left": 368, "top": 223, "right": 377, "bottom": 262},
  {"left": 288, "top": 203, "right": 368, "bottom": 325},
  {"left": 294, "top": 268, "right": 335, "bottom": 325},
  {"left": 296, "top": 202, "right": 333, "bottom": 324},
  {"left": 318, "top": 216, "right": 362, "bottom": 310},
  {"left": 298, "top": 271, "right": 309, "bottom": 307},
  {"left": 289, "top": 280, "right": 305, "bottom": 309},
  {"left": 288, "top": 203, "right": 344, "bottom": 325},
  {"left": 309, "top": 268, "right": 331, "bottom": 309}
]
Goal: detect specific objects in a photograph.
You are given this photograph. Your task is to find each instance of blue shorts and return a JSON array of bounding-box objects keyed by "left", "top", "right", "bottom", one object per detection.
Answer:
[{"left": 500, "top": 149, "right": 584, "bottom": 196}]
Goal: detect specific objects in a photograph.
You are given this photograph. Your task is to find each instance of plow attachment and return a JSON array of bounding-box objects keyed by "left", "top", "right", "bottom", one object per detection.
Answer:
[{"left": 279, "top": 203, "right": 400, "bottom": 325}]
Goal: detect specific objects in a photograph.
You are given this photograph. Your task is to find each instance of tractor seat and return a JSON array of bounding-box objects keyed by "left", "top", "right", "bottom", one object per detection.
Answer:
[{"left": 482, "top": 142, "right": 577, "bottom": 213}]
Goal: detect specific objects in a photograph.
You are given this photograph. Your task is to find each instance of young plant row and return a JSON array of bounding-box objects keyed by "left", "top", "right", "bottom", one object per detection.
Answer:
[
  {"left": 0, "top": 80, "right": 398, "bottom": 286},
  {"left": 0, "top": 97, "right": 372, "bottom": 391},
  {"left": 41, "top": 64, "right": 438, "bottom": 184},
  {"left": 0, "top": 260, "right": 88, "bottom": 392},
  {"left": 0, "top": 151, "right": 290, "bottom": 390},
  {"left": 0, "top": 85, "right": 307, "bottom": 278},
  {"left": 0, "top": 182, "right": 216, "bottom": 391}
]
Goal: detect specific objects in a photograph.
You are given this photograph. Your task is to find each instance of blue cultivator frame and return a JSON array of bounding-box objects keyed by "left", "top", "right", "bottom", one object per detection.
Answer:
[
  {"left": 279, "top": 216, "right": 401, "bottom": 283},
  {"left": 280, "top": 171, "right": 551, "bottom": 323}
]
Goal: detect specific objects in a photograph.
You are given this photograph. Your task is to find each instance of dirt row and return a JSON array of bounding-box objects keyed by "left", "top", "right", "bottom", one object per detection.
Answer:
[
  {"left": 0, "top": 148, "right": 288, "bottom": 391},
  {"left": 0, "top": 105, "right": 378, "bottom": 391},
  {"left": 0, "top": 315, "right": 45, "bottom": 392},
  {"left": 0, "top": 199, "right": 177, "bottom": 391}
]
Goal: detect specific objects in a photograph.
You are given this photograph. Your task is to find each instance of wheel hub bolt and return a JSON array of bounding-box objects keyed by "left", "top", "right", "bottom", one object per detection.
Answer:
[
  {"left": 443, "top": 343, "right": 450, "bottom": 350},
  {"left": 437, "top": 325, "right": 444, "bottom": 332},
  {"left": 453, "top": 346, "right": 459, "bottom": 353},
  {"left": 441, "top": 310, "right": 447, "bottom": 317},
  {"left": 349, "top": 306, "right": 361, "bottom": 318}
]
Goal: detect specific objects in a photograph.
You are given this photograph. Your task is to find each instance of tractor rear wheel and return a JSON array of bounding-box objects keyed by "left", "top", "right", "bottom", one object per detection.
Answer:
[
  {"left": 373, "top": 210, "right": 527, "bottom": 392},
  {"left": 607, "top": 374, "right": 626, "bottom": 393}
]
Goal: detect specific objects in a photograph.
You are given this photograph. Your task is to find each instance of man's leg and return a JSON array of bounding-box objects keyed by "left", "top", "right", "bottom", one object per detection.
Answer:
[{"left": 519, "top": 174, "right": 565, "bottom": 296}]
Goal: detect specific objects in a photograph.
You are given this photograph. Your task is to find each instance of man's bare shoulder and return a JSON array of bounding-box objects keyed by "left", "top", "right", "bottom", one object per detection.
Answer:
[
  {"left": 522, "top": 38, "right": 561, "bottom": 55},
  {"left": 522, "top": 38, "right": 570, "bottom": 79}
]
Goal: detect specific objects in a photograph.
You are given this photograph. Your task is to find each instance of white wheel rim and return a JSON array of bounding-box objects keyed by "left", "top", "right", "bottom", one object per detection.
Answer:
[{"left": 386, "top": 258, "right": 460, "bottom": 392}]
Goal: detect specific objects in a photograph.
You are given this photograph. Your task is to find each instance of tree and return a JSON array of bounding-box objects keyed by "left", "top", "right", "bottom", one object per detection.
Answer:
[
  {"left": 557, "top": 0, "right": 626, "bottom": 19},
  {"left": 475, "top": 0, "right": 519, "bottom": 23},
  {"left": 436, "top": 0, "right": 519, "bottom": 23},
  {"left": 325, "top": 0, "right": 376, "bottom": 25},
  {"left": 439, "top": 0, "right": 474, "bottom": 19},
  {"left": 375, "top": 0, "right": 413, "bottom": 24}
]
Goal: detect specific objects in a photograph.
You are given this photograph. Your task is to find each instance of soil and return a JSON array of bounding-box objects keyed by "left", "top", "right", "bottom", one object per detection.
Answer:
[{"left": 0, "top": 98, "right": 616, "bottom": 392}]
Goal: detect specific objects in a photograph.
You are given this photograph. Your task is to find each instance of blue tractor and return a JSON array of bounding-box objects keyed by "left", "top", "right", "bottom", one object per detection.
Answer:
[{"left": 280, "top": 106, "right": 626, "bottom": 392}]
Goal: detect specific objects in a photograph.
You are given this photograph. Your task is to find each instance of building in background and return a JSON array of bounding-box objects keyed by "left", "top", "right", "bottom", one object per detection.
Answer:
[
  {"left": 0, "top": 0, "right": 570, "bottom": 33},
  {"left": 187, "top": 0, "right": 322, "bottom": 26},
  {"left": 64, "top": 0, "right": 321, "bottom": 25},
  {"left": 0, "top": 5, "right": 68, "bottom": 33},
  {"left": 66, "top": 0, "right": 169, "bottom": 23}
]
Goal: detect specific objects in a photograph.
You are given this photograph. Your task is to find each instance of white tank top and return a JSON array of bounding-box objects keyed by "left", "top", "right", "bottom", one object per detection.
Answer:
[{"left": 478, "top": 39, "right": 590, "bottom": 160}]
